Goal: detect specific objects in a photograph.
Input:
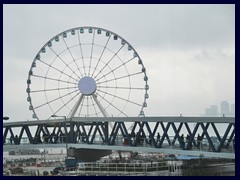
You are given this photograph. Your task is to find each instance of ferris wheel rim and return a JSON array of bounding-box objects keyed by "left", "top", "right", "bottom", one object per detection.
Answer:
[{"left": 27, "top": 26, "right": 149, "bottom": 120}]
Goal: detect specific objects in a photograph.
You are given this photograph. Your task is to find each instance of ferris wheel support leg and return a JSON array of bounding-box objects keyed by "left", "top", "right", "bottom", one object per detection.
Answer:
[
  {"left": 92, "top": 94, "right": 109, "bottom": 118},
  {"left": 92, "top": 94, "right": 113, "bottom": 142},
  {"left": 68, "top": 94, "right": 84, "bottom": 118}
]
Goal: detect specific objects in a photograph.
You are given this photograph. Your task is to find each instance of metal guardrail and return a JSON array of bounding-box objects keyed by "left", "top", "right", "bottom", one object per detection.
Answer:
[
  {"left": 3, "top": 136, "right": 235, "bottom": 153},
  {"left": 60, "top": 161, "right": 175, "bottom": 176}
]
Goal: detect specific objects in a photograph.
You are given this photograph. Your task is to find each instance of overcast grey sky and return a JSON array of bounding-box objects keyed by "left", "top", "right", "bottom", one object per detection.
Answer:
[{"left": 3, "top": 4, "right": 235, "bottom": 121}]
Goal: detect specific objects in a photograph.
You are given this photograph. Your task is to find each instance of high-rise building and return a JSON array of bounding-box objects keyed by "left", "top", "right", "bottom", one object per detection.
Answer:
[
  {"left": 205, "top": 105, "right": 218, "bottom": 116},
  {"left": 220, "top": 101, "right": 229, "bottom": 115},
  {"left": 230, "top": 103, "right": 235, "bottom": 116}
]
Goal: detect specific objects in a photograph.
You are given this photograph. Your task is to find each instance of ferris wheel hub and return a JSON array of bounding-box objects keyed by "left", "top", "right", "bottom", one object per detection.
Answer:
[{"left": 78, "top": 76, "right": 97, "bottom": 96}]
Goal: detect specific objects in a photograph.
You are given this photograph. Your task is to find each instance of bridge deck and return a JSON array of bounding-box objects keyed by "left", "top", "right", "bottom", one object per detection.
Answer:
[{"left": 3, "top": 116, "right": 235, "bottom": 159}]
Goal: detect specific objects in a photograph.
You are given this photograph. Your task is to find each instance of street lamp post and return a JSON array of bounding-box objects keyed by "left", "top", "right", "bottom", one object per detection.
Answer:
[{"left": 51, "top": 115, "right": 68, "bottom": 171}]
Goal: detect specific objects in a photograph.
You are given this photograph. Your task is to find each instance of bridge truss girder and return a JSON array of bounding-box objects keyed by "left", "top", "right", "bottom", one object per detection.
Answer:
[{"left": 3, "top": 117, "right": 235, "bottom": 153}]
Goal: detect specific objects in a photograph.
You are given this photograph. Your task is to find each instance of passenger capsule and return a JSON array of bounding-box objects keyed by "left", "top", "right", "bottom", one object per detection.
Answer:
[
  {"left": 133, "top": 52, "right": 137, "bottom": 57},
  {"left": 41, "top": 47, "right": 46, "bottom": 53},
  {"left": 145, "top": 94, "right": 149, "bottom": 99},
  {"left": 47, "top": 41, "right": 52, "bottom": 47},
  {"left": 27, "top": 79, "right": 31, "bottom": 84},
  {"left": 89, "top": 28, "right": 93, "bottom": 33},
  {"left": 71, "top": 29, "right": 75, "bottom": 35},
  {"left": 63, "top": 32, "right": 67, "bottom": 38},
  {"left": 144, "top": 76, "right": 148, "bottom": 81},
  {"left": 55, "top": 36, "right": 59, "bottom": 42},
  {"left": 97, "top": 29, "right": 101, "bottom": 34},
  {"left": 32, "top": 62, "right": 36, "bottom": 68},
  {"left": 36, "top": 54, "right": 40, "bottom": 60},
  {"left": 26, "top": 88, "right": 30, "bottom": 93},
  {"left": 80, "top": 28, "right": 84, "bottom": 33},
  {"left": 143, "top": 102, "right": 147, "bottom": 107},
  {"left": 139, "top": 111, "right": 145, "bottom": 116},
  {"left": 145, "top": 84, "right": 149, "bottom": 90},
  {"left": 113, "top": 35, "right": 118, "bottom": 40}
]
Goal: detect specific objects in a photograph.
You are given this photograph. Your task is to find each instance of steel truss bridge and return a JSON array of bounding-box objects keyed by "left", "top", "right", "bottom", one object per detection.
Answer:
[{"left": 3, "top": 116, "right": 235, "bottom": 159}]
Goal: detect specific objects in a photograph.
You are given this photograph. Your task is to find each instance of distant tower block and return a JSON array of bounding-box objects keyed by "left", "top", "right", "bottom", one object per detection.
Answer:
[{"left": 221, "top": 101, "right": 229, "bottom": 115}]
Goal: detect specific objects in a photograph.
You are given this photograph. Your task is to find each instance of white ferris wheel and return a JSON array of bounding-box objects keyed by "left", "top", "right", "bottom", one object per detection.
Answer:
[{"left": 26, "top": 26, "right": 149, "bottom": 120}]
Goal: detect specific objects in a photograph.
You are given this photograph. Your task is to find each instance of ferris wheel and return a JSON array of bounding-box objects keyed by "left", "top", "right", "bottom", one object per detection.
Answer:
[{"left": 26, "top": 26, "right": 149, "bottom": 120}]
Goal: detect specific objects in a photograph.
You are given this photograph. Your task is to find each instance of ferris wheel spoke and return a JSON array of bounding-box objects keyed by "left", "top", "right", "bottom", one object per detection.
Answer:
[
  {"left": 53, "top": 91, "right": 81, "bottom": 116},
  {"left": 37, "top": 59, "right": 79, "bottom": 82},
  {"left": 62, "top": 37, "right": 83, "bottom": 77},
  {"left": 97, "top": 71, "right": 143, "bottom": 85},
  {"left": 97, "top": 85, "right": 145, "bottom": 90},
  {"left": 97, "top": 89, "right": 142, "bottom": 107},
  {"left": 94, "top": 44, "right": 125, "bottom": 79},
  {"left": 31, "top": 86, "right": 77, "bottom": 93},
  {"left": 91, "top": 35, "right": 112, "bottom": 77},
  {"left": 32, "top": 74, "right": 76, "bottom": 85},
  {"left": 96, "top": 57, "right": 136, "bottom": 82},
  {"left": 34, "top": 89, "right": 79, "bottom": 109},
  {"left": 49, "top": 47, "right": 80, "bottom": 79},
  {"left": 88, "top": 29, "right": 96, "bottom": 76},
  {"left": 96, "top": 92, "right": 127, "bottom": 117},
  {"left": 77, "top": 30, "right": 87, "bottom": 76}
]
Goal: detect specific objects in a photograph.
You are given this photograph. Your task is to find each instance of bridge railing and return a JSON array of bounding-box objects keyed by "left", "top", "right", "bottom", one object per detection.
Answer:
[
  {"left": 75, "top": 161, "right": 170, "bottom": 174},
  {"left": 4, "top": 136, "right": 235, "bottom": 153}
]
